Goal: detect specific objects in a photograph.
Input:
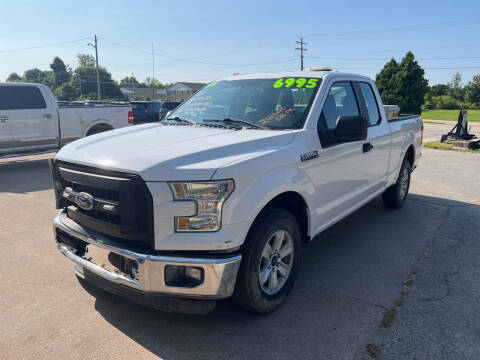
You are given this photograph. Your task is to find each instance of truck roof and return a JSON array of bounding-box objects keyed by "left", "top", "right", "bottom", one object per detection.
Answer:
[
  {"left": 0, "top": 82, "right": 45, "bottom": 86},
  {"left": 219, "top": 70, "right": 373, "bottom": 82}
]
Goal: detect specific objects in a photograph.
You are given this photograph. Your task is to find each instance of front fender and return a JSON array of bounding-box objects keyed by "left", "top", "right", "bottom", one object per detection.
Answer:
[{"left": 221, "top": 166, "right": 315, "bottom": 236}]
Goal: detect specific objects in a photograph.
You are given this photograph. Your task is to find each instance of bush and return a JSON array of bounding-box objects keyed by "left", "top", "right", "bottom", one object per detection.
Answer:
[{"left": 430, "top": 95, "right": 460, "bottom": 110}]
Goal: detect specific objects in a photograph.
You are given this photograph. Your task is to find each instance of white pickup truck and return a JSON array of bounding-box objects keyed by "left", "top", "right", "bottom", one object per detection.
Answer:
[
  {"left": 50, "top": 70, "right": 423, "bottom": 314},
  {"left": 0, "top": 83, "right": 133, "bottom": 158}
]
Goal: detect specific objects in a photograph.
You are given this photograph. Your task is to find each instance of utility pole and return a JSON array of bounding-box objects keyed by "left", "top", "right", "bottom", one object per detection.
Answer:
[
  {"left": 87, "top": 35, "right": 101, "bottom": 100},
  {"left": 295, "top": 37, "right": 307, "bottom": 71},
  {"left": 152, "top": 43, "right": 155, "bottom": 101}
]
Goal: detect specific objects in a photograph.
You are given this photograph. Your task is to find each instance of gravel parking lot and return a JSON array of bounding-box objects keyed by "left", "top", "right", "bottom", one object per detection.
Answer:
[{"left": 1, "top": 123, "right": 479, "bottom": 359}]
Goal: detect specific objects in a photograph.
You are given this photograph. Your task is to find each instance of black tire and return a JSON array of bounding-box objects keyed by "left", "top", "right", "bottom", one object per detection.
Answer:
[
  {"left": 232, "top": 208, "right": 302, "bottom": 314},
  {"left": 382, "top": 157, "right": 412, "bottom": 209}
]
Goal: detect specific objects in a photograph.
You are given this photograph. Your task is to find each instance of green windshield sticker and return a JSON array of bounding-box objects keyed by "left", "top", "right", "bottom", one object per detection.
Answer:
[
  {"left": 273, "top": 78, "right": 318, "bottom": 89},
  {"left": 205, "top": 81, "right": 218, "bottom": 88}
]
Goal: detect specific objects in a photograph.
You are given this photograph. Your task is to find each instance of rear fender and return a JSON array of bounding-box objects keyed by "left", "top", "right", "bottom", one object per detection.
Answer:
[{"left": 83, "top": 119, "right": 114, "bottom": 137}]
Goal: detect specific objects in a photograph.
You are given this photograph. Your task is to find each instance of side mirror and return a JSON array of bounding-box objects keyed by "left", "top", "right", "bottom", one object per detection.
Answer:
[
  {"left": 334, "top": 115, "right": 368, "bottom": 143},
  {"left": 165, "top": 111, "right": 172, "bottom": 119}
]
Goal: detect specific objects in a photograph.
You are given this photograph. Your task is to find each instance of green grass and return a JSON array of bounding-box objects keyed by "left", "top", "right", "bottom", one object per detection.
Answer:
[
  {"left": 423, "top": 141, "right": 479, "bottom": 152},
  {"left": 421, "top": 109, "right": 480, "bottom": 122}
]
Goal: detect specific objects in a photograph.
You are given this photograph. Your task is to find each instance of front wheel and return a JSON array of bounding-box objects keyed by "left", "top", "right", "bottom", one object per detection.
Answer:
[
  {"left": 232, "top": 208, "right": 302, "bottom": 314},
  {"left": 382, "top": 157, "right": 412, "bottom": 209}
]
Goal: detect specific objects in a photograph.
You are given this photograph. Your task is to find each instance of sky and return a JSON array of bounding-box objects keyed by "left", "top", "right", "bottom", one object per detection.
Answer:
[{"left": 0, "top": 0, "right": 479, "bottom": 86}]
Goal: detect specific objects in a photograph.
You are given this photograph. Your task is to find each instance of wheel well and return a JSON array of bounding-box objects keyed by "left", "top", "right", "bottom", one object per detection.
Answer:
[
  {"left": 253, "top": 191, "right": 309, "bottom": 243},
  {"left": 86, "top": 123, "right": 113, "bottom": 136},
  {"left": 406, "top": 145, "right": 415, "bottom": 167}
]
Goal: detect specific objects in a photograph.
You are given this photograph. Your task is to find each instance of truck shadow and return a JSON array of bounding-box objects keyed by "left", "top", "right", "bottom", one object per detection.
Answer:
[
  {"left": 83, "top": 194, "right": 478, "bottom": 360},
  {"left": 0, "top": 156, "right": 53, "bottom": 193}
]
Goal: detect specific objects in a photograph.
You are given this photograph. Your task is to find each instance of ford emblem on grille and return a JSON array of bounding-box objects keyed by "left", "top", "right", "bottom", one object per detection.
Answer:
[{"left": 75, "top": 192, "right": 94, "bottom": 211}]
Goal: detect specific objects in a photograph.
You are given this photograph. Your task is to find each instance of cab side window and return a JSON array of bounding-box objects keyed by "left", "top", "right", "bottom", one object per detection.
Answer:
[
  {"left": 5, "top": 86, "right": 47, "bottom": 110},
  {"left": 320, "top": 81, "right": 360, "bottom": 129},
  {"left": 358, "top": 83, "right": 381, "bottom": 126}
]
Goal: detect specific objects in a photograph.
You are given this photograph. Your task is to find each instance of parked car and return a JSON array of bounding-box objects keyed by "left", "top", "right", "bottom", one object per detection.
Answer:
[
  {"left": 130, "top": 101, "right": 181, "bottom": 124},
  {"left": 156, "top": 101, "right": 181, "bottom": 121},
  {"left": 50, "top": 70, "right": 423, "bottom": 315},
  {"left": 130, "top": 101, "right": 161, "bottom": 124},
  {"left": 0, "top": 83, "right": 133, "bottom": 159}
]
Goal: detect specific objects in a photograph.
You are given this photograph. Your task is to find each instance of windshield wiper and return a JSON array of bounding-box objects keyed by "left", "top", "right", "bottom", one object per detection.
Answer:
[
  {"left": 165, "top": 116, "right": 195, "bottom": 125},
  {"left": 203, "top": 118, "right": 265, "bottom": 129}
]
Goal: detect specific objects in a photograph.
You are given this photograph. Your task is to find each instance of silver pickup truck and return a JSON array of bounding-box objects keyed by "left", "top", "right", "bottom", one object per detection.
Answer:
[{"left": 0, "top": 83, "right": 133, "bottom": 159}]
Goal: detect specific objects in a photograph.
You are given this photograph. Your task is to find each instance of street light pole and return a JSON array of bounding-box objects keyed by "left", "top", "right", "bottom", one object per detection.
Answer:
[{"left": 152, "top": 43, "right": 155, "bottom": 102}]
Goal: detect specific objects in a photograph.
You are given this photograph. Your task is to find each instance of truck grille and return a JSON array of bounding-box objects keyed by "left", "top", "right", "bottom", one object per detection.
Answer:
[{"left": 51, "top": 160, "right": 154, "bottom": 249}]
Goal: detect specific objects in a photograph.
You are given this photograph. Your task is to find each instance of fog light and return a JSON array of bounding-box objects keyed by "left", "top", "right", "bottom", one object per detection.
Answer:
[{"left": 164, "top": 265, "right": 204, "bottom": 288}]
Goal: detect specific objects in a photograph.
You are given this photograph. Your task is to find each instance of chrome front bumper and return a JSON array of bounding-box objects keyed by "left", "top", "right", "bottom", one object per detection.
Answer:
[{"left": 53, "top": 210, "right": 241, "bottom": 299}]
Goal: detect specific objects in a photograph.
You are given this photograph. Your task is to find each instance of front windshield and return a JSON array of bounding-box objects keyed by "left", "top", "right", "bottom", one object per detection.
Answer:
[{"left": 168, "top": 77, "right": 321, "bottom": 129}]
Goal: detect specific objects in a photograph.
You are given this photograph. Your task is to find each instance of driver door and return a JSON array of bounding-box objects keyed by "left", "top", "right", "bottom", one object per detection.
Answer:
[{"left": 306, "top": 81, "right": 370, "bottom": 234}]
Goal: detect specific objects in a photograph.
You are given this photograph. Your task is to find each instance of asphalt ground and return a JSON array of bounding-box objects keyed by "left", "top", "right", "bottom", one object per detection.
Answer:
[{"left": 0, "top": 122, "right": 479, "bottom": 359}]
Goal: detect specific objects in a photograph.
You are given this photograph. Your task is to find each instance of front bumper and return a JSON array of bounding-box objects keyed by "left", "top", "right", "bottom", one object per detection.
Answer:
[{"left": 53, "top": 210, "right": 242, "bottom": 303}]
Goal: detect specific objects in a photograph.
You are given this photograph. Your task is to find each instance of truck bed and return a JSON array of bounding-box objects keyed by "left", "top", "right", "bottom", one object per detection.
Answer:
[{"left": 388, "top": 114, "right": 421, "bottom": 123}]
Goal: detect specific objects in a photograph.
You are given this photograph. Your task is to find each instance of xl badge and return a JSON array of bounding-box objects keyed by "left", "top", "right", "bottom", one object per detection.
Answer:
[
  {"left": 300, "top": 150, "right": 319, "bottom": 162},
  {"left": 75, "top": 192, "right": 94, "bottom": 211}
]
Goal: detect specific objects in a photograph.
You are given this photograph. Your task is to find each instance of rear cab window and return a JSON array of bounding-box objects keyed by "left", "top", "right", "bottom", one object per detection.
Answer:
[
  {"left": 162, "top": 102, "right": 179, "bottom": 110},
  {"left": 357, "top": 82, "right": 381, "bottom": 126},
  {"left": 131, "top": 103, "right": 148, "bottom": 111}
]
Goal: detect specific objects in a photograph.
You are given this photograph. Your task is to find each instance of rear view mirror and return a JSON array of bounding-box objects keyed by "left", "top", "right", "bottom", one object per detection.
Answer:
[{"left": 334, "top": 115, "right": 368, "bottom": 142}]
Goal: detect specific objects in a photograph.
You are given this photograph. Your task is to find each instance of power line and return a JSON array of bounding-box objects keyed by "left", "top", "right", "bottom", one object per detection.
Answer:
[
  {"left": 305, "top": 56, "right": 480, "bottom": 61},
  {"left": 99, "top": 37, "right": 298, "bottom": 67},
  {"left": 0, "top": 38, "right": 90, "bottom": 53},
  {"left": 335, "top": 66, "right": 480, "bottom": 70},
  {"left": 306, "top": 44, "right": 480, "bottom": 58},
  {"left": 303, "top": 19, "right": 480, "bottom": 39}
]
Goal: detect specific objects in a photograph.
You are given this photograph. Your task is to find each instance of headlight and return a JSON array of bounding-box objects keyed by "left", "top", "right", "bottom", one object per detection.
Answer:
[{"left": 169, "top": 180, "right": 235, "bottom": 232}]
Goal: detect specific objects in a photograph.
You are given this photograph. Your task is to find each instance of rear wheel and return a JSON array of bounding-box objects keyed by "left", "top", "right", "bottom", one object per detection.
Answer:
[
  {"left": 86, "top": 124, "right": 113, "bottom": 136},
  {"left": 382, "top": 157, "right": 412, "bottom": 209},
  {"left": 232, "top": 208, "right": 302, "bottom": 314}
]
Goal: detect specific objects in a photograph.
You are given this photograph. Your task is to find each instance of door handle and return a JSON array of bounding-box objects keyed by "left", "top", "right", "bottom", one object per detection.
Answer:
[
  {"left": 0, "top": 115, "right": 7, "bottom": 123},
  {"left": 362, "top": 142, "right": 373, "bottom": 153},
  {"left": 43, "top": 114, "right": 53, "bottom": 120}
]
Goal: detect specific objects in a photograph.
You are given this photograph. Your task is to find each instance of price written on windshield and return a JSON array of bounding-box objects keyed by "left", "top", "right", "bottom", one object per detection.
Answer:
[{"left": 273, "top": 78, "right": 319, "bottom": 89}]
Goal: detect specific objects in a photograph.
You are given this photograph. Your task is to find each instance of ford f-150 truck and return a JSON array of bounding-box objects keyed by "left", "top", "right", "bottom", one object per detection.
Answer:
[
  {"left": 50, "top": 70, "right": 423, "bottom": 314},
  {"left": 0, "top": 83, "right": 133, "bottom": 159}
]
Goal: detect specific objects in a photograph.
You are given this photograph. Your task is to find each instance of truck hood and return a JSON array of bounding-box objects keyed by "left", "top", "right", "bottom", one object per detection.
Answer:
[{"left": 56, "top": 124, "right": 295, "bottom": 181}]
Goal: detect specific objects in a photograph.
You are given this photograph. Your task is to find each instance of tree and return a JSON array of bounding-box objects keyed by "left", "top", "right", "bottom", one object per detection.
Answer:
[
  {"left": 447, "top": 72, "right": 464, "bottom": 101},
  {"left": 375, "top": 58, "right": 400, "bottom": 105},
  {"left": 464, "top": 75, "right": 480, "bottom": 106},
  {"left": 144, "top": 77, "right": 172, "bottom": 89},
  {"left": 119, "top": 76, "right": 145, "bottom": 88},
  {"left": 54, "top": 83, "right": 78, "bottom": 101},
  {"left": 429, "top": 84, "right": 449, "bottom": 97},
  {"left": 74, "top": 54, "right": 125, "bottom": 101},
  {"left": 23, "top": 68, "right": 46, "bottom": 83},
  {"left": 50, "top": 56, "right": 71, "bottom": 86},
  {"left": 375, "top": 51, "right": 428, "bottom": 114},
  {"left": 77, "top": 54, "right": 96, "bottom": 68},
  {"left": 6, "top": 73, "right": 23, "bottom": 82},
  {"left": 395, "top": 51, "right": 429, "bottom": 113}
]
